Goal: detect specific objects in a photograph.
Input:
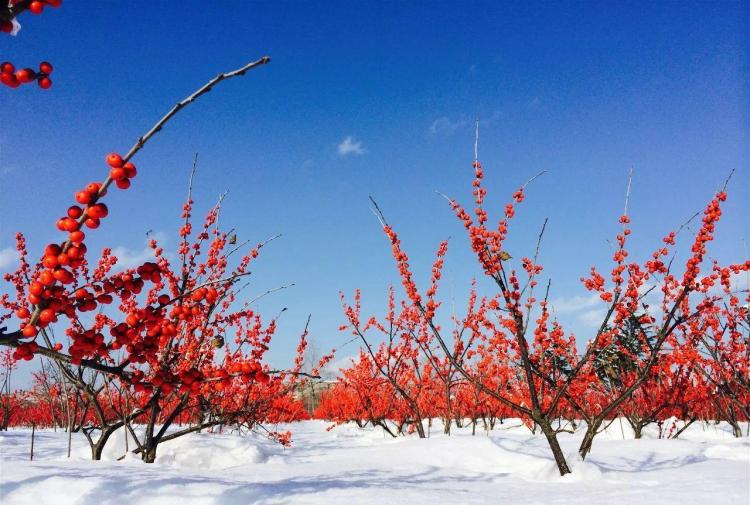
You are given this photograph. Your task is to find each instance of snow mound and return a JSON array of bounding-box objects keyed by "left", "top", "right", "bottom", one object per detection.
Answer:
[
  {"left": 3, "top": 475, "right": 100, "bottom": 505},
  {"left": 66, "top": 427, "right": 274, "bottom": 469},
  {"left": 704, "top": 443, "right": 750, "bottom": 462},
  {"left": 155, "top": 432, "right": 272, "bottom": 470}
]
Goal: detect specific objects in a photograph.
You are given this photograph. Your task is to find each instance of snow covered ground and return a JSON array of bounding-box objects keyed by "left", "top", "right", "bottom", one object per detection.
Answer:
[{"left": 0, "top": 419, "right": 748, "bottom": 504}]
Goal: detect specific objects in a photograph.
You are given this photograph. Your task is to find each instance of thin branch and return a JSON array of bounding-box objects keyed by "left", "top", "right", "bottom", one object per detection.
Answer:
[
  {"left": 621, "top": 167, "right": 633, "bottom": 216},
  {"left": 122, "top": 57, "right": 271, "bottom": 162},
  {"left": 521, "top": 170, "right": 547, "bottom": 189},
  {"left": 474, "top": 118, "right": 480, "bottom": 163},
  {"left": 368, "top": 195, "right": 389, "bottom": 227},
  {"left": 246, "top": 284, "right": 295, "bottom": 306}
]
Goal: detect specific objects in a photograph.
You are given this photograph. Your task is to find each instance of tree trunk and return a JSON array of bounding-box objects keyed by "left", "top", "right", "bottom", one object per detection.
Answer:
[
  {"left": 414, "top": 418, "right": 426, "bottom": 438},
  {"left": 539, "top": 419, "right": 571, "bottom": 475},
  {"left": 730, "top": 419, "right": 742, "bottom": 438},
  {"left": 142, "top": 445, "right": 158, "bottom": 463},
  {"left": 633, "top": 424, "right": 643, "bottom": 439},
  {"left": 578, "top": 419, "right": 601, "bottom": 460},
  {"left": 90, "top": 425, "right": 120, "bottom": 460}
]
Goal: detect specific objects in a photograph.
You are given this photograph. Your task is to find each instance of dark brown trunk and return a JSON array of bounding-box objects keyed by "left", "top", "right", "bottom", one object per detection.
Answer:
[
  {"left": 142, "top": 445, "right": 158, "bottom": 463},
  {"left": 578, "top": 419, "right": 601, "bottom": 460},
  {"left": 539, "top": 419, "right": 571, "bottom": 475},
  {"left": 633, "top": 424, "right": 643, "bottom": 439},
  {"left": 443, "top": 416, "right": 452, "bottom": 435}
]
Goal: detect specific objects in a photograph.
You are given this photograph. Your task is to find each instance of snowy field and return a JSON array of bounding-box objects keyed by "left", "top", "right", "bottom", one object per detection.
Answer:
[{"left": 0, "top": 419, "right": 748, "bottom": 505}]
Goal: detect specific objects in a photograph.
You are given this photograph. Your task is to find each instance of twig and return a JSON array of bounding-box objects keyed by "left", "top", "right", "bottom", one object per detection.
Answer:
[
  {"left": 623, "top": 167, "right": 633, "bottom": 216},
  {"left": 246, "top": 284, "right": 295, "bottom": 306},
  {"left": 521, "top": 170, "right": 547, "bottom": 189},
  {"left": 719, "top": 168, "right": 735, "bottom": 193},
  {"left": 368, "top": 195, "right": 389, "bottom": 227},
  {"left": 123, "top": 57, "right": 270, "bottom": 162},
  {"left": 474, "top": 118, "right": 480, "bottom": 163}
]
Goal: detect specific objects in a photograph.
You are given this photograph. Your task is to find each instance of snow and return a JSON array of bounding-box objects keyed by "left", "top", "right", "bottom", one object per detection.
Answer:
[{"left": 0, "top": 419, "right": 748, "bottom": 504}]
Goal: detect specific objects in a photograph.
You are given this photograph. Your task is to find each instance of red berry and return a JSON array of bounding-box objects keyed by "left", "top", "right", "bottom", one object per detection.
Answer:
[
  {"left": 45, "top": 243, "right": 62, "bottom": 257},
  {"left": 60, "top": 217, "right": 79, "bottom": 232},
  {"left": 43, "top": 255, "right": 59, "bottom": 269},
  {"left": 29, "top": 282, "right": 44, "bottom": 296},
  {"left": 39, "top": 308, "right": 56, "bottom": 324},
  {"left": 87, "top": 203, "right": 108, "bottom": 219},
  {"left": 0, "top": 21, "right": 13, "bottom": 34},
  {"left": 15, "top": 307, "right": 30, "bottom": 319},
  {"left": 110, "top": 167, "right": 126, "bottom": 180},
  {"left": 86, "top": 182, "right": 102, "bottom": 194},
  {"left": 67, "top": 205, "right": 83, "bottom": 219},
  {"left": 85, "top": 217, "right": 100, "bottom": 229},
  {"left": 38, "top": 77, "right": 52, "bottom": 89},
  {"left": 15, "top": 68, "right": 35, "bottom": 83},
  {"left": 76, "top": 191, "right": 94, "bottom": 205},
  {"left": 53, "top": 268, "right": 73, "bottom": 284},
  {"left": 22, "top": 325, "right": 38, "bottom": 338},
  {"left": 67, "top": 245, "right": 84, "bottom": 260},
  {"left": 1, "top": 72, "right": 19, "bottom": 88},
  {"left": 0, "top": 62, "right": 14, "bottom": 74},
  {"left": 106, "top": 153, "right": 124, "bottom": 168},
  {"left": 115, "top": 178, "right": 131, "bottom": 190},
  {"left": 123, "top": 162, "right": 137, "bottom": 178},
  {"left": 38, "top": 270, "right": 55, "bottom": 286},
  {"left": 39, "top": 61, "right": 53, "bottom": 74},
  {"left": 29, "top": 1, "right": 44, "bottom": 14},
  {"left": 69, "top": 230, "right": 85, "bottom": 243}
]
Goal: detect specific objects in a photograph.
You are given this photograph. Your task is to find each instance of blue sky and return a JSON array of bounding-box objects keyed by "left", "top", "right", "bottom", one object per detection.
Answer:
[{"left": 1, "top": 1, "right": 748, "bottom": 381}]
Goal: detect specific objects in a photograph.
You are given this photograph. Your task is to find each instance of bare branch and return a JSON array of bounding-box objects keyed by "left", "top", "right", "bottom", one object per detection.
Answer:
[{"left": 368, "top": 195, "right": 389, "bottom": 227}]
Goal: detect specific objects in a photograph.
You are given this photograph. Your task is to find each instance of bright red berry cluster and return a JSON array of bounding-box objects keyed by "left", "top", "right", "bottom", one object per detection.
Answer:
[
  {"left": 26, "top": 0, "right": 62, "bottom": 16},
  {"left": 0, "top": 61, "right": 53, "bottom": 89},
  {"left": 2, "top": 0, "right": 61, "bottom": 88},
  {"left": 1, "top": 0, "right": 61, "bottom": 33},
  {"left": 14, "top": 153, "right": 137, "bottom": 349}
]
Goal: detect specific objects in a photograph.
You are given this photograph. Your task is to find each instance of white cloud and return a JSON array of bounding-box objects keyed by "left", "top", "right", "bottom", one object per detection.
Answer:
[
  {"left": 0, "top": 247, "right": 18, "bottom": 270},
  {"left": 111, "top": 232, "right": 168, "bottom": 271},
  {"left": 578, "top": 308, "right": 608, "bottom": 328},
  {"left": 429, "top": 116, "right": 469, "bottom": 136},
  {"left": 337, "top": 136, "right": 365, "bottom": 157},
  {"left": 551, "top": 294, "right": 600, "bottom": 314},
  {"left": 324, "top": 354, "right": 357, "bottom": 377}
]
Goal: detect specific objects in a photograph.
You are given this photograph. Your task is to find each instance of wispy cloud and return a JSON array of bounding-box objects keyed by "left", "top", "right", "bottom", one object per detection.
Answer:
[
  {"left": 429, "top": 116, "right": 469, "bottom": 136},
  {"left": 337, "top": 136, "right": 365, "bottom": 157},
  {"left": 550, "top": 293, "right": 600, "bottom": 313},
  {"left": 0, "top": 247, "right": 19, "bottom": 270},
  {"left": 110, "top": 232, "right": 169, "bottom": 271},
  {"left": 578, "top": 308, "right": 608, "bottom": 328}
]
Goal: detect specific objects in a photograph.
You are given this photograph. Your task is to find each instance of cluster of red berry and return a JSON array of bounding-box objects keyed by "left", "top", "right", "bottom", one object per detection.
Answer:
[
  {"left": 2, "top": 0, "right": 62, "bottom": 89},
  {"left": 25, "top": 0, "right": 62, "bottom": 15},
  {"left": 12, "top": 153, "right": 138, "bottom": 360},
  {"left": 1, "top": 0, "right": 61, "bottom": 31},
  {"left": 1, "top": 61, "right": 53, "bottom": 89}
]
